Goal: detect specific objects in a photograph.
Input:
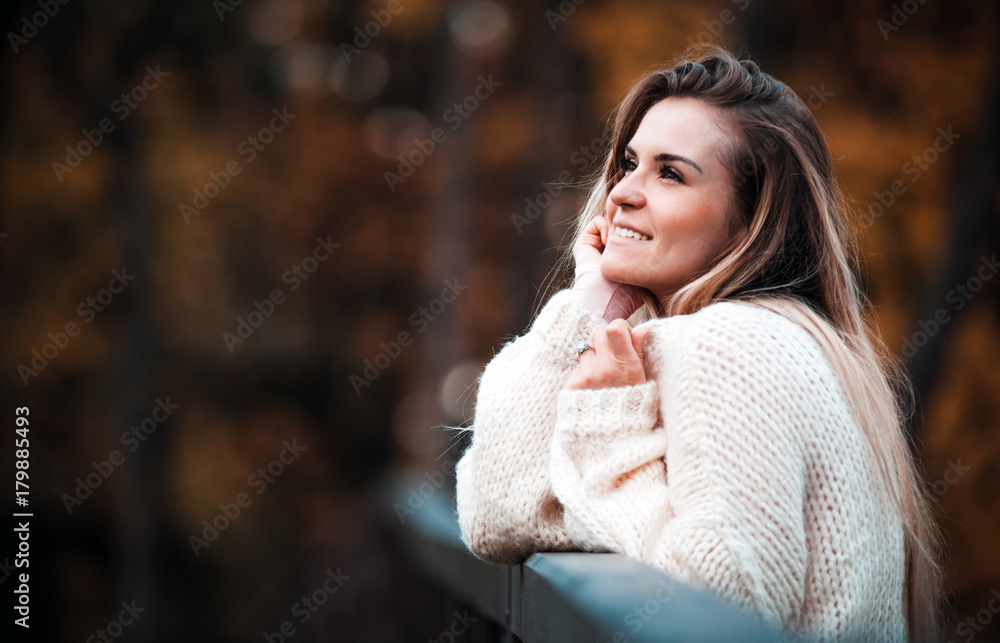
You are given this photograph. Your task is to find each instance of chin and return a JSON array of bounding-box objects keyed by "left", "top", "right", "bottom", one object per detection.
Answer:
[{"left": 599, "top": 258, "right": 641, "bottom": 288}]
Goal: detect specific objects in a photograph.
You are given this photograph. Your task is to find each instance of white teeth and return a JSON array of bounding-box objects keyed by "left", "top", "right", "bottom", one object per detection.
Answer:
[{"left": 615, "top": 226, "right": 650, "bottom": 241}]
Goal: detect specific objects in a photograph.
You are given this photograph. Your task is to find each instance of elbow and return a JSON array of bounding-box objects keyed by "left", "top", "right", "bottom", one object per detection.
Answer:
[
  {"left": 458, "top": 518, "right": 530, "bottom": 566},
  {"left": 456, "top": 490, "right": 556, "bottom": 566},
  {"left": 455, "top": 455, "right": 527, "bottom": 565},
  {"left": 456, "top": 494, "right": 572, "bottom": 566}
]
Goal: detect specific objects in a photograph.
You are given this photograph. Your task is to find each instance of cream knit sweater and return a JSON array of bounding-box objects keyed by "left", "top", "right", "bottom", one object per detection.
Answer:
[{"left": 455, "top": 288, "right": 907, "bottom": 641}]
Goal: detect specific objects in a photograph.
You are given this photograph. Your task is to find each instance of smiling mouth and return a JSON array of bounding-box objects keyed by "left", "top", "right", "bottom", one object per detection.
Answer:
[{"left": 613, "top": 226, "right": 651, "bottom": 241}]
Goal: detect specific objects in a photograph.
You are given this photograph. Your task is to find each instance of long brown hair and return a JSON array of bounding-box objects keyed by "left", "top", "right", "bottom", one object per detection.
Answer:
[{"left": 553, "top": 46, "right": 943, "bottom": 641}]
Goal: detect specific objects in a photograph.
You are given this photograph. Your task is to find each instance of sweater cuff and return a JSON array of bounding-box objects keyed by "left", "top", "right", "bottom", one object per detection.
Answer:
[
  {"left": 555, "top": 380, "right": 659, "bottom": 440},
  {"left": 531, "top": 289, "right": 603, "bottom": 364}
]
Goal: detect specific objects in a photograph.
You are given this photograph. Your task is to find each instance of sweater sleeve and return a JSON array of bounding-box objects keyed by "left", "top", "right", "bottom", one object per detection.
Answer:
[
  {"left": 455, "top": 288, "right": 602, "bottom": 565},
  {"left": 549, "top": 304, "right": 809, "bottom": 627}
]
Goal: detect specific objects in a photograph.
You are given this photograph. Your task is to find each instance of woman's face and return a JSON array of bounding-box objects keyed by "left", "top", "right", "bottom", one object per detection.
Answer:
[{"left": 600, "top": 97, "right": 745, "bottom": 306}]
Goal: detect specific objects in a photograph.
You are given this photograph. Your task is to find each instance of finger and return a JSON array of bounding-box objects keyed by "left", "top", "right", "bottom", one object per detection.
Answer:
[
  {"left": 596, "top": 215, "right": 608, "bottom": 247},
  {"left": 577, "top": 217, "right": 604, "bottom": 251},
  {"left": 582, "top": 216, "right": 601, "bottom": 238},
  {"left": 573, "top": 220, "right": 605, "bottom": 266},
  {"left": 605, "top": 319, "right": 638, "bottom": 363},
  {"left": 590, "top": 324, "right": 607, "bottom": 353},
  {"left": 567, "top": 330, "right": 602, "bottom": 390},
  {"left": 587, "top": 217, "right": 606, "bottom": 251},
  {"left": 631, "top": 326, "right": 650, "bottom": 364}
]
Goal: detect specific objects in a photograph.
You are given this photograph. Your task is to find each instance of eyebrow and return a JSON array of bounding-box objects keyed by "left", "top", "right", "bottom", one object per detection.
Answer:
[{"left": 624, "top": 145, "right": 703, "bottom": 174}]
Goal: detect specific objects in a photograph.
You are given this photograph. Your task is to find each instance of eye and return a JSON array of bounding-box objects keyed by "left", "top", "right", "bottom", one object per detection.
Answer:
[
  {"left": 617, "top": 153, "right": 636, "bottom": 173},
  {"left": 660, "top": 164, "right": 685, "bottom": 183}
]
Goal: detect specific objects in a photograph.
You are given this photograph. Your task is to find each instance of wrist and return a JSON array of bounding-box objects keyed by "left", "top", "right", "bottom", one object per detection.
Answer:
[{"left": 572, "top": 263, "right": 642, "bottom": 322}]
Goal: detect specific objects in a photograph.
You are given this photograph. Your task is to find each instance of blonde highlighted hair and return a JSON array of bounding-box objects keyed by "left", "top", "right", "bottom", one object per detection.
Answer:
[{"left": 548, "top": 46, "right": 943, "bottom": 641}]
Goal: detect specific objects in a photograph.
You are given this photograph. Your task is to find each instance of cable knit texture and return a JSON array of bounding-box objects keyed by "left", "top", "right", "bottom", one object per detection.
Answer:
[{"left": 455, "top": 289, "right": 907, "bottom": 642}]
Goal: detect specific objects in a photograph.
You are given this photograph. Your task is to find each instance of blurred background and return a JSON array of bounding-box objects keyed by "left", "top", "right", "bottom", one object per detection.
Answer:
[{"left": 1, "top": 0, "right": 998, "bottom": 640}]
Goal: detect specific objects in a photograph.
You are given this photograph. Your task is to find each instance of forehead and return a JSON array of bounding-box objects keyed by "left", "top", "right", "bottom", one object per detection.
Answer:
[{"left": 629, "top": 97, "right": 732, "bottom": 165}]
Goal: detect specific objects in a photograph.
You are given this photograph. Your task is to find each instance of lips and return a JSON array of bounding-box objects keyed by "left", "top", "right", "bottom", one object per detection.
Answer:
[{"left": 612, "top": 225, "right": 651, "bottom": 241}]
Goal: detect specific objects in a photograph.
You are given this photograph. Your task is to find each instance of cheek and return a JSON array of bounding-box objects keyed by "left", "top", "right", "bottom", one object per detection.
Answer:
[
  {"left": 652, "top": 193, "right": 718, "bottom": 243},
  {"left": 651, "top": 196, "right": 733, "bottom": 267}
]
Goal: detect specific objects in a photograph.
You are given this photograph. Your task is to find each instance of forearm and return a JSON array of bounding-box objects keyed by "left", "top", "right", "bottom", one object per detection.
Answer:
[
  {"left": 547, "top": 311, "right": 810, "bottom": 625},
  {"left": 548, "top": 381, "right": 675, "bottom": 561},
  {"left": 455, "top": 289, "right": 601, "bottom": 564},
  {"left": 549, "top": 380, "right": 781, "bottom": 618}
]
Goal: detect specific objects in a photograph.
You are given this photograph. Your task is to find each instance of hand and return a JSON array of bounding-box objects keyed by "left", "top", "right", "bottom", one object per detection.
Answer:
[
  {"left": 572, "top": 216, "right": 645, "bottom": 321},
  {"left": 572, "top": 214, "right": 610, "bottom": 270},
  {"left": 565, "top": 319, "right": 651, "bottom": 391}
]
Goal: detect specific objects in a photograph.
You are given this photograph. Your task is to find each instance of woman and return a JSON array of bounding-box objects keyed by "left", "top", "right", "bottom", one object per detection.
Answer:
[{"left": 454, "top": 47, "right": 943, "bottom": 642}]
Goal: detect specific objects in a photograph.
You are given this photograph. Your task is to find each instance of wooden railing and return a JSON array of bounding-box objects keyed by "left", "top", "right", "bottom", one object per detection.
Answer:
[{"left": 380, "top": 471, "right": 784, "bottom": 643}]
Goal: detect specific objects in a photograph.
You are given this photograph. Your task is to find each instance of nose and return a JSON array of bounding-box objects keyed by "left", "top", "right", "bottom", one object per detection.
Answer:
[{"left": 609, "top": 172, "right": 645, "bottom": 210}]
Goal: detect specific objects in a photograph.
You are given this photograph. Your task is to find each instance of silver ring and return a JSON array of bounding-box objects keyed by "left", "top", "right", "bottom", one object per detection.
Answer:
[{"left": 576, "top": 340, "right": 594, "bottom": 356}]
